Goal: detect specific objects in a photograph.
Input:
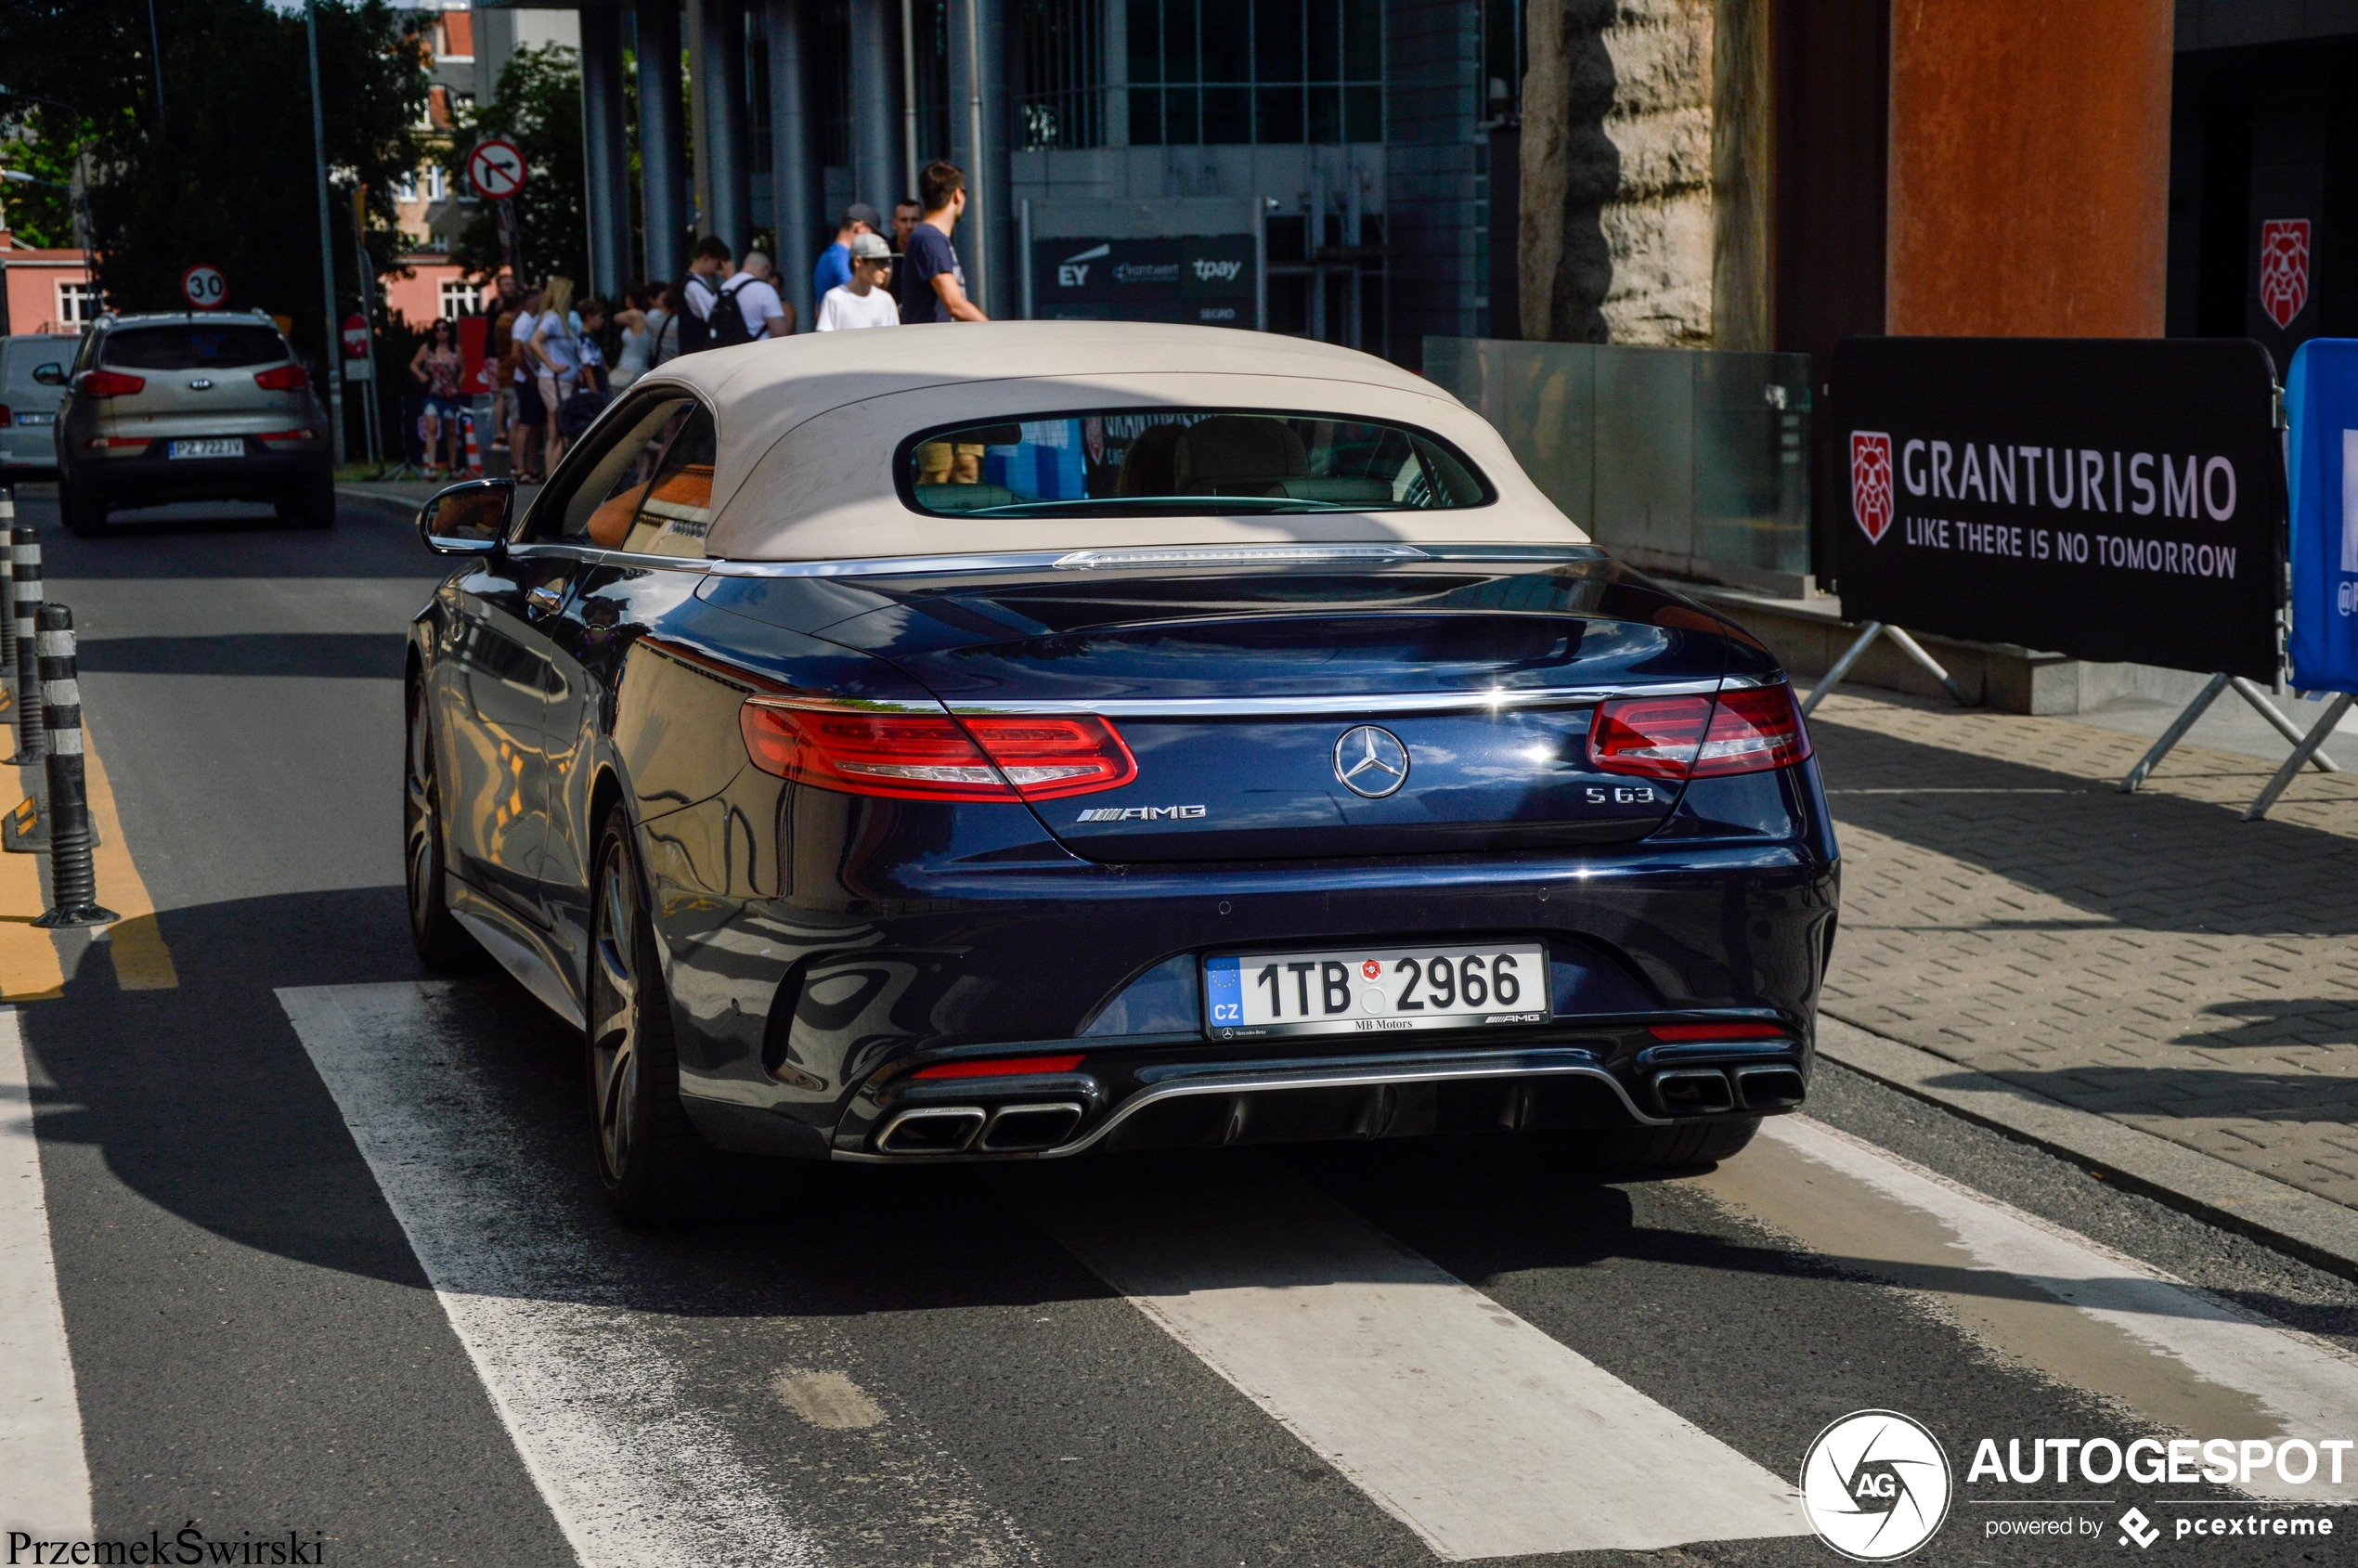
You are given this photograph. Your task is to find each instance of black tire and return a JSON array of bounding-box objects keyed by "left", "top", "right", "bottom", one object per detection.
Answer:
[
  {"left": 587, "top": 805, "right": 728, "bottom": 1225},
  {"left": 403, "top": 681, "right": 481, "bottom": 971},
  {"left": 1567, "top": 1116, "right": 1762, "bottom": 1174},
  {"left": 278, "top": 474, "right": 335, "bottom": 527},
  {"left": 59, "top": 471, "right": 105, "bottom": 537}
]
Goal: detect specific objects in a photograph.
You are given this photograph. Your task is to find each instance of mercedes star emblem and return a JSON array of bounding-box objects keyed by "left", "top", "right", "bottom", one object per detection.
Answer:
[{"left": 1334, "top": 725, "right": 1410, "bottom": 798}]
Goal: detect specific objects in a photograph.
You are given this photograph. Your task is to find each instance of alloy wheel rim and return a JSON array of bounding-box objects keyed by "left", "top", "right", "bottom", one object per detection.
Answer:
[
  {"left": 590, "top": 851, "right": 640, "bottom": 1181},
  {"left": 405, "top": 700, "right": 437, "bottom": 939}
]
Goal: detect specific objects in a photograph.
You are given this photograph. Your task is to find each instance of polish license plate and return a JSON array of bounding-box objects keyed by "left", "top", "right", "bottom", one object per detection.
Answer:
[
  {"left": 1204, "top": 942, "right": 1548, "bottom": 1040},
  {"left": 17, "top": 413, "right": 52, "bottom": 427},
  {"left": 168, "top": 438, "right": 243, "bottom": 459}
]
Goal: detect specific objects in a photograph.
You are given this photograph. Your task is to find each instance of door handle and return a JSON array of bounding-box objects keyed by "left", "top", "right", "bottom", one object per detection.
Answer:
[{"left": 525, "top": 582, "right": 567, "bottom": 615}]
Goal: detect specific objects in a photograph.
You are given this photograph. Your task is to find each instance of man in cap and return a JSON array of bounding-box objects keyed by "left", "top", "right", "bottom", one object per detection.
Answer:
[{"left": 816, "top": 232, "right": 901, "bottom": 331}]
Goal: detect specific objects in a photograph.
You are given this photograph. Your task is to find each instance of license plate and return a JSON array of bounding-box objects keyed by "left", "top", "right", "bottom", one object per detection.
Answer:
[
  {"left": 168, "top": 438, "right": 243, "bottom": 460},
  {"left": 1204, "top": 942, "right": 1548, "bottom": 1040},
  {"left": 16, "top": 413, "right": 52, "bottom": 427}
]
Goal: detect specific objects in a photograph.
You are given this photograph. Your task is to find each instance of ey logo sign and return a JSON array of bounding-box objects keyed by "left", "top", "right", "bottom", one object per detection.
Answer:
[
  {"left": 1058, "top": 243, "right": 1108, "bottom": 288},
  {"left": 1799, "top": 1410, "right": 1952, "bottom": 1562}
]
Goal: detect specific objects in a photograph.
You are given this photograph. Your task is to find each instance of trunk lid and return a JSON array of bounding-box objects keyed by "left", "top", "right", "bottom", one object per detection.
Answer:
[{"left": 802, "top": 553, "right": 1739, "bottom": 862}]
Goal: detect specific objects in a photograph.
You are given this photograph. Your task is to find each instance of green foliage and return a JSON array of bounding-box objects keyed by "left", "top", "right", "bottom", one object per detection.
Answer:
[
  {"left": 0, "top": 0, "right": 428, "bottom": 369},
  {"left": 447, "top": 44, "right": 588, "bottom": 296}
]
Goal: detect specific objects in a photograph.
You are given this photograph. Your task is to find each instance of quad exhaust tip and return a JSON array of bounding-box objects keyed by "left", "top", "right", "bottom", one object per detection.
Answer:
[
  {"left": 875, "top": 1102, "right": 1084, "bottom": 1156},
  {"left": 1652, "top": 1064, "right": 1807, "bottom": 1117}
]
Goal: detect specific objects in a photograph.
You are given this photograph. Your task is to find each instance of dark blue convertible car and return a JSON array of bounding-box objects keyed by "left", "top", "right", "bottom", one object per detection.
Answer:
[{"left": 406, "top": 324, "right": 1839, "bottom": 1221}]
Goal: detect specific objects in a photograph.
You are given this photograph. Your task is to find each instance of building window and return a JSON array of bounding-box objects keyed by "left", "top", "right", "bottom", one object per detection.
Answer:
[
  {"left": 1126, "top": 0, "right": 1381, "bottom": 146},
  {"left": 426, "top": 165, "right": 447, "bottom": 201},
  {"left": 397, "top": 170, "right": 420, "bottom": 202},
  {"left": 57, "top": 281, "right": 100, "bottom": 328},
  {"left": 439, "top": 279, "right": 477, "bottom": 319},
  {"left": 1019, "top": 0, "right": 1105, "bottom": 150}
]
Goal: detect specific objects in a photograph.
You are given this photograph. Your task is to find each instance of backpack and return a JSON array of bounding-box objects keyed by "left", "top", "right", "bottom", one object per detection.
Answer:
[
  {"left": 668, "top": 274, "right": 715, "bottom": 356},
  {"left": 706, "top": 276, "right": 757, "bottom": 349}
]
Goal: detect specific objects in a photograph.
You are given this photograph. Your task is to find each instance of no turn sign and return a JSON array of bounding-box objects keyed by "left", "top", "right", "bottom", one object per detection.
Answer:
[
  {"left": 180, "top": 264, "right": 227, "bottom": 310},
  {"left": 466, "top": 137, "right": 527, "bottom": 201},
  {"left": 342, "top": 314, "right": 370, "bottom": 359}
]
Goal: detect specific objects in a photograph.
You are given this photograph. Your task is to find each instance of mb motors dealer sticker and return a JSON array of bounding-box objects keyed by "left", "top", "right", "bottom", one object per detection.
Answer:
[{"left": 1801, "top": 1411, "right": 2346, "bottom": 1559}]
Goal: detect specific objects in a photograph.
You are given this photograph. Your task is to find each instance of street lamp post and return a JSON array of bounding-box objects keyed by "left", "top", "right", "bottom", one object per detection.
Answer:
[{"left": 304, "top": 0, "right": 347, "bottom": 471}]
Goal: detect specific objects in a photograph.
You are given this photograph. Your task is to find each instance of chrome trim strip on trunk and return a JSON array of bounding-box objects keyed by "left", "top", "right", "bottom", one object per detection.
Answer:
[
  {"left": 942, "top": 680, "right": 1726, "bottom": 718},
  {"left": 705, "top": 543, "right": 1607, "bottom": 579}
]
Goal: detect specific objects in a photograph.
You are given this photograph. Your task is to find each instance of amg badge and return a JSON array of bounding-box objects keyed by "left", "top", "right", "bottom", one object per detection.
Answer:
[{"left": 1075, "top": 805, "right": 1208, "bottom": 823}]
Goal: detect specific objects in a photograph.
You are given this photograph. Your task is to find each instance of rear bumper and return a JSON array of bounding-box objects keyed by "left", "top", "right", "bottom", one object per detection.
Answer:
[
  {"left": 75, "top": 443, "right": 329, "bottom": 505},
  {"left": 0, "top": 427, "right": 58, "bottom": 472}
]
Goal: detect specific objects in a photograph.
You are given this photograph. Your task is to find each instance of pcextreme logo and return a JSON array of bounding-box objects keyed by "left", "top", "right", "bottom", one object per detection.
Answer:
[{"left": 1800, "top": 1410, "right": 1953, "bottom": 1562}]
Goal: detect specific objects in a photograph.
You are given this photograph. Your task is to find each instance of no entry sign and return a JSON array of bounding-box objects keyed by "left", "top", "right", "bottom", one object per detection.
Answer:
[
  {"left": 342, "top": 314, "right": 370, "bottom": 358},
  {"left": 466, "top": 138, "right": 527, "bottom": 201},
  {"left": 180, "top": 264, "right": 227, "bottom": 310},
  {"left": 1826, "top": 338, "right": 2285, "bottom": 680}
]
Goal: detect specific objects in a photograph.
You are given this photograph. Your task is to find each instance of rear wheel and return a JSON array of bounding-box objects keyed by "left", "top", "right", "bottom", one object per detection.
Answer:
[
  {"left": 1567, "top": 1116, "right": 1761, "bottom": 1174},
  {"left": 403, "top": 681, "right": 479, "bottom": 971},
  {"left": 587, "top": 806, "right": 727, "bottom": 1225},
  {"left": 59, "top": 471, "right": 105, "bottom": 537}
]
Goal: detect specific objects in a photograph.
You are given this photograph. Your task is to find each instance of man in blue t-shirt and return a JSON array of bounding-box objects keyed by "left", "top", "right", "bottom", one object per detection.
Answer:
[
  {"left": 813, "top": 203, "right": 882, "bottom": 305},
  {"left": 901, "top": 162, "right": 990, "bottom": 325}
]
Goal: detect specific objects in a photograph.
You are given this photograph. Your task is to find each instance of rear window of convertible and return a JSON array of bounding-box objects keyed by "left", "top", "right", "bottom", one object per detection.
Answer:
[{"left": 900, "top": 410, "right": 1494, "bottom": 517}]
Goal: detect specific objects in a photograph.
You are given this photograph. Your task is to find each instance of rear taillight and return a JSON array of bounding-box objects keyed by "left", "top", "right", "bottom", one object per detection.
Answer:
[
  {"left": 253, "top": 363, "right": 310, "bottom": 392},
  {"left": 0, "top": 408, "right": 11, "bottom": 427},
  {"left": 78, "top": 369, "right": 146, "bottom": 398},
  {"left": 1589, "top": 683, "right": 1810, "bottom": 781},
  {"left": 738, "top": 700, "right": 1137, "bottom": 803},
  {"left": 1648, "top": 1022, "right": 1788, "bottom": 1043},
  {"left": 255, "top": 429, "right": 313, "bottom": 445}
]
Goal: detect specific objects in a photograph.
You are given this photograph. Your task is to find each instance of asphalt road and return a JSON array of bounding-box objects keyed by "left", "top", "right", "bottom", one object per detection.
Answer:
[{"left": 6, "top": 484, "right": 2358, "bottom": 1568}]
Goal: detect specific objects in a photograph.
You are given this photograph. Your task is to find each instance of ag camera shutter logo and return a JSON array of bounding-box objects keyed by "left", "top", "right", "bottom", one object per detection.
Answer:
[{"left": 1799, "top": 1410, "right": 1952, "bottom": 1562}]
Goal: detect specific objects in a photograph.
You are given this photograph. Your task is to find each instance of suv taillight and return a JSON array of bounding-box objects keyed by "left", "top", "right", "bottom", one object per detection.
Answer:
[
  {"left": 0, "top": 407, "right": 10, "bottom": 428},
  {"left": 1588, "top": 683, "right": 1811, "bottom": 781},
  {"left": 254, "top": 363, "right": 310, "bottom": 392},
  {"left": 78, "top": 369, "right": 146, "bottom": 398},
  {"left": 738, "top": 700, "right": 1137, "bottom": 802}
]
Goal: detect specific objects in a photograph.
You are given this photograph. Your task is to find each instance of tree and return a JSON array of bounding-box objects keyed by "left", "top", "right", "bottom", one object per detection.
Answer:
[
  {"left": 0, "top": 0, "right": 428, "bottom": 371},
  {"left": 447, "top": 45, "right": 587, "bottom": 293}
]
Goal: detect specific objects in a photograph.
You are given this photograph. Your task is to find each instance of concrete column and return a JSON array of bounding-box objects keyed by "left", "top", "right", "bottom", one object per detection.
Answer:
[
  {"left": 1886, "top": 0, "right": 2172, "bottom": 336},
  {"left": 580, "top": 8, "right": 632, "bottom": 299},
  {"left": 848, "top": 0, "right": 900, "bottom": 216},
  {"left": 948, "top": 0, "right": 1010, "bottom": 315},
  {"left": 636, "top": 0, "right": 689, "bottom": 280},
  {"left": 693, "top": 0, "right": 754, "bottom": 250},
  {"left": 765, "top": 0, "right": 823, "bottom": 325}
]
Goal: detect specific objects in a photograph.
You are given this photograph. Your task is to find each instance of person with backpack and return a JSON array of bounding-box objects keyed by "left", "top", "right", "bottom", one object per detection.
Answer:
[
  {"left": 663, "top": 237, "right": 734, "bottom": 361},
  {"left": 718, "top": 252, "right": 792, "bottom": 343}
]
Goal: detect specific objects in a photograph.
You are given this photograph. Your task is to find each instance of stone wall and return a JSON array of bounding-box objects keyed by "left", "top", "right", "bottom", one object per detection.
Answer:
[{"left": 1519, "top": 0, "right": 1770, "bottom": 349}]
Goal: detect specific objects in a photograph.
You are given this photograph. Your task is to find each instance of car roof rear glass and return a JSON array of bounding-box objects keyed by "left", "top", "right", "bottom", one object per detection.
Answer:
[{"left": 100, "top": 324, "right": 286, "bottom": 371}]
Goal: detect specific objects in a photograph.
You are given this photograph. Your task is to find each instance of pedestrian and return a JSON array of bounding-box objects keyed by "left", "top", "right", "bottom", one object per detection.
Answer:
[
  {"left": 610, "top": 284, "right": 655, "bottom": 389},
  {"left": 726, "top": 251, "right": 794, "bottom": 341},
  {"left": 889, "top": 197, "right": 922, "bottom": 316},
  {"left": 408, "top": 317, "right": 466, "bottom": 478},
  {"left": 672, "top": 236, "right": 734, "bottom": 356},
  {"left": 558, "top": 297, "right": 612, "bottom": 446},
  {"left": 488, "top": 298, "right": 520, "bottom": 458},
  {"left": 530, "top": 277, "right": 582, "bottom": 474},
  {"left": 814, "top": 203, "right": 884, "bottom": 304},
  {"left": 816, "top": 232, "right": 900, "bottom": 331},
  {"left": 648, "top": 282, "right": 686, "bottom": 367},
  {"left": 903, "top": 162, "right": 988, "bottom": 325},
  {"left": 507, "top": 282, "right": 547, "bottom": 481}
]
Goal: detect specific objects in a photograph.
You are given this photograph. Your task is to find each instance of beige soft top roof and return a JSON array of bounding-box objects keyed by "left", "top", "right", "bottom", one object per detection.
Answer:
[{"left": 620, "top": 321, "right": 1589, "bottom": 561}]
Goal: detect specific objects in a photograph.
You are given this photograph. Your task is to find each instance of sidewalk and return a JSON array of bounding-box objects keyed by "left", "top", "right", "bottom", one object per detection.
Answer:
[{"left": 1807, "top": 687, "right": 2358, "bottom": 1240}]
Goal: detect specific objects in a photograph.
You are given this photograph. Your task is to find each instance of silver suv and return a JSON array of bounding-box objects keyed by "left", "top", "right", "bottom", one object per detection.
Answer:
[{"left": 49, "top": 311, "right": 332, "bottom": 534}]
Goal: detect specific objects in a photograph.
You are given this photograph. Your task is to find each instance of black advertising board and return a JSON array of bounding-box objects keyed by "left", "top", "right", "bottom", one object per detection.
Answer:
[
  {"left": 1031, "top": 235, "right": 1256, "bottom": 328},
  {"left": 1826, "top": 337, "right": 2284, "bottom": 680}
]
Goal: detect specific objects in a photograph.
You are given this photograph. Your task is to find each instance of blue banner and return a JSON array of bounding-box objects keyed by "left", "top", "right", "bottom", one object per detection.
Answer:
[{"left": 2287, "top": 339, "right": 2358, "bottom": 691}]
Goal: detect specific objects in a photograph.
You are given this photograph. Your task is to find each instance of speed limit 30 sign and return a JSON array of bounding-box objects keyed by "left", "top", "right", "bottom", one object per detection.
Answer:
[
  {"left": 180, "top": 264, "right": 227, "bottom": 310},
  {"left": 466, "top": 137, "right": 527, "bottom": 201}
]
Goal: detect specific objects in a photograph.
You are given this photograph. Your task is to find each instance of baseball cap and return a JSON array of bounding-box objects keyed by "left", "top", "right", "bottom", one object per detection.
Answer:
[
  {"left": 845, "top": 202, "right": 885, "bottom": 231},
  {"left": 849, "top": 232, "right": 892, "bottom": 261}
]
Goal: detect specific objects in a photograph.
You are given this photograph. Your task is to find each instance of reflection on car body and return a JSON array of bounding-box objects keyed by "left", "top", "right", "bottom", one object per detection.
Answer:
[{"left": 404, "top": 321, "right": 1837, "bottom": 1223}]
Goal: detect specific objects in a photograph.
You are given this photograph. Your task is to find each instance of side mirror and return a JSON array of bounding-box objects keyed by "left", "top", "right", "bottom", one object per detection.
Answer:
[
  {"left": 31, "top": 363, "right": 65, "bottom": 387},
  {"left": 418, "top": 478, "right": 514, "bottom": 555}
]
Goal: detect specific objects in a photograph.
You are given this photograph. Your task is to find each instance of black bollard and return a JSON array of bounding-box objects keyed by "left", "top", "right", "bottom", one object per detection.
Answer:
[
  {"left": 0, "top": 486, "right": 15, "bottom": 678},
  {"left": 32, "top": 605, "right": 113, "bottom": 928},
  {"left": 8, "top": 527, "right": 42, "bottom": 765}
]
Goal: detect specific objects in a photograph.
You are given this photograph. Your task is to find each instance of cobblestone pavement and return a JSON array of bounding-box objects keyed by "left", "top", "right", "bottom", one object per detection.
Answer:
[{"left": 1809, "top": 689, "right": 2358, "bottom": 1211}]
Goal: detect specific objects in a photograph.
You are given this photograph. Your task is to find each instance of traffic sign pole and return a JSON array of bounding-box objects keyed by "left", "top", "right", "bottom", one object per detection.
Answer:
[{"left": 304, "top": 0, "right": 345, "bottom": 472}]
